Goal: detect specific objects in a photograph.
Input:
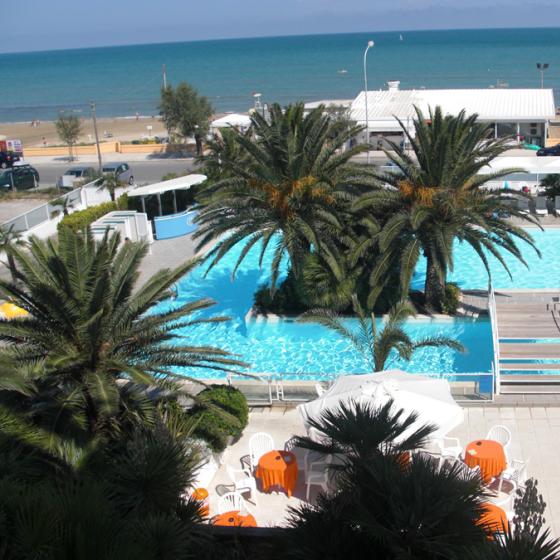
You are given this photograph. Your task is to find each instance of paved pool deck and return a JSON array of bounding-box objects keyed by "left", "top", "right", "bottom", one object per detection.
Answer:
[{"left": 207, "top": 405, "right": 560, "bottom": 537}]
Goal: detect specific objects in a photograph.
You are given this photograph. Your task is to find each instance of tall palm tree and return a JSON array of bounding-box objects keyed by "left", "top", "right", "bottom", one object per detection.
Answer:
[
  {"left": 354, "top": 106, "right": 540, "bottom": 311},
  {"left": 300, "top": 297, "right": 463, "bottom": 372},
  {"left": 194, "top": 103, "right": 373, "bottom": 289},
  {"left": 197, "top": 127, "right": 250, "bottom": 183},
  {"left": 0, "top": 229, "right": 244, "bottom": 442}
]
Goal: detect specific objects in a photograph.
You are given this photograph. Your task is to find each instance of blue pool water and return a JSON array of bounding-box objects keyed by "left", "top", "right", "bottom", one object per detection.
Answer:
[
  {"left": 155, "top": 239, "right": 494, "bottom": 380},
  {"left": 412, "top": 227, "right": 557, "bottom": 290}
]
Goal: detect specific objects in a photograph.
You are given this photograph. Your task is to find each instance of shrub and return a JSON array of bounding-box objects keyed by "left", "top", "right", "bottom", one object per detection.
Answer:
[
  {"left": 441, "top": 282, "right": 461, "bottom": 315},
  {"left": 57, "top": 195, "right": 128, "bottom": 233},
  {"left": 254, "top": 270, "right": 311, "bottom": 315},
  {"left": 190, "top": 385, "right": 249, "bottom": 452}
]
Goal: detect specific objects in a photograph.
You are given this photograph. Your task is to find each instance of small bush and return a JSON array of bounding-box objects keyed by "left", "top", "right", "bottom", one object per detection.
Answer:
[
  {"left": 190, "top": 385, "right": 249, "bottom": 453},
  {"left": 57, "top": 195, "right": 128, "bottom": 233},
  {"left": 441, "top": 282, "right": 461, "bottom": 315}
]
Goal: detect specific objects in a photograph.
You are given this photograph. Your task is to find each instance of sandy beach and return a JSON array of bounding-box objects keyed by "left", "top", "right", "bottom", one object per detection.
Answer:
[{"left": 0, "top": 116, "right": 168, "bottom": 148}]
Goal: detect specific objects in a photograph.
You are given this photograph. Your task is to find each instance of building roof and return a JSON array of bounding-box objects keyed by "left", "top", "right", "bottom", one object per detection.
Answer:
[
  {"left": 350, "top": 88, "right": 556, "bottom": 124},
  {"left": 304, "top": 99, "right": 353, "bottom": 111},
  {"left": 127, "top": 174, "right": 207, "bottom": 198},
  {"left": 479, "top": 156, "right": 560, "bottom": 175}
]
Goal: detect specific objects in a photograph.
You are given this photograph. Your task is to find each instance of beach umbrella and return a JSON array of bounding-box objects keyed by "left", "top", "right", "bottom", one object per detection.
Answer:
[
  {"left": 0, "top": 302, "right": 29, "bottom": 319},
  {"left": 298, "top": 370, "right": 464, "bottom": 442}
]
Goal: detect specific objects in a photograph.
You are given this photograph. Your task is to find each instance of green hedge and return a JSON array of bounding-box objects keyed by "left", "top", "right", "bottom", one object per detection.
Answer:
[
  {"left": 57, "top": 195, "right": 128, "bottom": 233},
  {"left": 190, "top": 385, "right": 249, "bottom": 453}
]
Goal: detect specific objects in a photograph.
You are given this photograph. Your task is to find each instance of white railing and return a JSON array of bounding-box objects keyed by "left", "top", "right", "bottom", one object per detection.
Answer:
[
  {"left": 488, "top": 283, "right": 501, "bottom": 395},
  {"left": 1, "top": 186, "right": 84, "bottom": 233},
  {"left": 228, "top": 370, "right": 495, "bottom": 404}
]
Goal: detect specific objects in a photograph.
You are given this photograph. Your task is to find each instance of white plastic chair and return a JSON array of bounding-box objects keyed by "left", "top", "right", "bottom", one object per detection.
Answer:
[
  {"left": 486, "top": 425, "right": 512, "bottom": 454},
  {"left": 433, "top": 436, "right": 463, "bottom": 462},
  {"left": 305, "top": 454, "right": 332, "bottom": 501},
  {"left": 226, "top": 464, "right": 258, "bottom": 505},
  {"left": 498, "top": 458, "right": 529, "bottom": 493},
  {"left": 248, "top": 432, "right": 275, "bottom": 471},
  {"left": 217, "top": 491, "right": 253, "bottom": 516}
]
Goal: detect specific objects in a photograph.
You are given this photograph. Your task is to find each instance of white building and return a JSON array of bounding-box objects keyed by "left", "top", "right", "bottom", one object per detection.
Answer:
[{"left": 350, "top": 81, "right": 556, "bottom": 149}]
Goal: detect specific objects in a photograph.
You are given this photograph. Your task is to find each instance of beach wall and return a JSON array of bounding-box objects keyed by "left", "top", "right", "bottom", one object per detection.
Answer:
[{"left": 24, "top": 142, "right": 166, "bottom": 157}]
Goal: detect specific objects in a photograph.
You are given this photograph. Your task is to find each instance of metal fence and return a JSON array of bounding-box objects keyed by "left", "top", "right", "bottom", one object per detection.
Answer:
[
  {"left": 488, "top": 284, "right": 501, "bottom": 395},
  {"left": 1, "top": 187, "right": 83, "bottom": 233},
  {"left": 227, "top": 370, "right": 495, "bottom": 405}
]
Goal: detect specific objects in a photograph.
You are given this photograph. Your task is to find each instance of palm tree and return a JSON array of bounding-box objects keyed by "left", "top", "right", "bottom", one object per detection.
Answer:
[
  {"left": 287, "top": 402, "right": 492, "bottom": 559},
  {"left": 194, "top": 103, "right": 373, "bottom": 289},
  {"left": 354, "top": 106, "right": 540, "bottom": 311},
  {"left": 540, "top": 174, "right": 560, "bottom": 200},
  {"left": 0, "top": 224, "right": 26, "bottom": 283},
  {"left": 197, "top": 127, "right": 250, "bottom": 183},
  {"left": 0, "top": 229, "right": 245, "bottom": 442},
  {"left": 98, "top": 172, "right": 123, "bottom": 202},
  {"left": 300, "top": 297, "right": 464, "bottom": 372}
]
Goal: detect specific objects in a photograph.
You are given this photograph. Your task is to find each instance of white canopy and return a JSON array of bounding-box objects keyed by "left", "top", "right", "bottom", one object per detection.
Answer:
[
  {"left": 211, "top": 113, "right": 251, "bottom": 129},
  {"left": 127, "top": 174, "right": 207, "bottom": 198},
  {"left": 298, "top": 370, "right": 464, "bottom": 442}
]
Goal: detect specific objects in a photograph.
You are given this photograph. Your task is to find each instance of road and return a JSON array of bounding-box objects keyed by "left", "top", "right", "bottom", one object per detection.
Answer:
[{"left": 31, "top": 159, "right": 197, "bottom": 187}]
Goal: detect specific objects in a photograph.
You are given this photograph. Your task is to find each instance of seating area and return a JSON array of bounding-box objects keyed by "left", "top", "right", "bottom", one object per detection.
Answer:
[{"left": 196, "top": 405, "right": 559, "bottom": 534}]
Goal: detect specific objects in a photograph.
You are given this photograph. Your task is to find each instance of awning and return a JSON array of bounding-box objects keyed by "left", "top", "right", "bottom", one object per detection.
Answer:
[
  {"left": 127, "top": 174, "right": 207, "bottom": 198},
  {"left": 211, "top": 113, "right": 251, "bottom": 128}
]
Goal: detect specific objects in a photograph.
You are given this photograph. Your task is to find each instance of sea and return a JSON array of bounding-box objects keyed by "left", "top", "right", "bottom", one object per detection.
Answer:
[{"left": 0, "top": 27, "right": 559, "bottom": 123}]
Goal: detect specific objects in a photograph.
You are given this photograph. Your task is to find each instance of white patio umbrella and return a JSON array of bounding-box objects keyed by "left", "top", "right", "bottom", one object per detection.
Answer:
[{"left": 298, "top": 370, "right": 464, "bottom": 442}]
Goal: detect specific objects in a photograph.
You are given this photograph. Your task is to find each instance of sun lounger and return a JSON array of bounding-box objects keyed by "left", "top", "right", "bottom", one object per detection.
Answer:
[
  {"left": 535, "top": 196, "right": 548, "bottom": 216},
  {"left": 517, "top": 198, "right": 530, "bottom": 214}
]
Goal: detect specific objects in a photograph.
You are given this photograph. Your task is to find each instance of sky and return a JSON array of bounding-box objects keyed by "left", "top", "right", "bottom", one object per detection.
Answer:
[{"left": 2, "top": 0, "right": 560, "bottom": 54}]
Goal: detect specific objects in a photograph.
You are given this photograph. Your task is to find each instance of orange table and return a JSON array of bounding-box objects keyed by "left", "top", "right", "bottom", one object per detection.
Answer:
[
  {"left": 478, "top": 502, "right": 509, "bottom": 535},
  {"left": 465, "top": 440, "right": 506, "bottom": 483},
  {"left": 212, "top": 510, "right": 257, "bottom": 527},
  {"left": 255, "top": 450, "right": 298, "bottom": 497},
  {"left": 192, "top": 487, "right": 209, "bottom": 517}
]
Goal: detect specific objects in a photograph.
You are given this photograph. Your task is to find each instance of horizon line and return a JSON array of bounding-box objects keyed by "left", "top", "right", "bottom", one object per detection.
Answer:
[{"left": 1, "top": 24, "right": 559, "bottom": 57}]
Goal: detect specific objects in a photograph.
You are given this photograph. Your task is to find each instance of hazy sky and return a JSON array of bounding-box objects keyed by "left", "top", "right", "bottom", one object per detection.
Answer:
[{"left": 2, "top": 0, "right": 560, "bottom": 53}]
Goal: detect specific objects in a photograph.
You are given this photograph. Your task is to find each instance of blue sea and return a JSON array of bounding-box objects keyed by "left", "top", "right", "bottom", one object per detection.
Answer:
[{"left": 1, "top": 27, "right": 559, "bottom": 122}]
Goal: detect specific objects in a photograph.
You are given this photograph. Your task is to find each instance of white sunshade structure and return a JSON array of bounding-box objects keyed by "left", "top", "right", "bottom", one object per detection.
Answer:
[
  {"left": 211, "top": 113, "right": 252, "bottom": 129},
  {"left": 128, "top": 174, "right": 207, "bottom": 215},
  {"left": 298, "top": 370, "right": 464, "bottom": 443}
]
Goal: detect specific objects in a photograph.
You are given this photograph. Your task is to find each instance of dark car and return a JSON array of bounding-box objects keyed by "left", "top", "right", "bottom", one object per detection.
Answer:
[
  {"left": 0, "top": 151, "right": 20, "bottom": 169},
  {"left": 0, "top": 165, "right": 40, "bottom": 190},
  {"left": 537, "top": 144, "right": 560, "bottom": 156}
]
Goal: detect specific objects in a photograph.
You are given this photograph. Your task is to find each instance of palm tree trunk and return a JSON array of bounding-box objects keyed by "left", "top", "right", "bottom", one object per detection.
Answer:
[
  {"left": 195, "top": 134, "right": 203, "bottom": 156},
  {"left": 7, "top": 252, "right": 19, "bottom": 283},
  {"left": 424, "top": 254, "right": 445, "bottom": 312}
]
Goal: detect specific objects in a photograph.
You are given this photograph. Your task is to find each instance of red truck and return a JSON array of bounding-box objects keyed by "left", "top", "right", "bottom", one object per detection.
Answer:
[{"left": 0, "top": 138, "right": 23, "bottom": 168}]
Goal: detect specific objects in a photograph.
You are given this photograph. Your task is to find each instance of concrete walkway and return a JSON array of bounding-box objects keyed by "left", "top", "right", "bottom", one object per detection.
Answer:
[
  {"left": 137, "top": 234, "right": 200, "bottom": 287},
  {"left": 207, "top": 405, "right": 560, "bottom": 537}
]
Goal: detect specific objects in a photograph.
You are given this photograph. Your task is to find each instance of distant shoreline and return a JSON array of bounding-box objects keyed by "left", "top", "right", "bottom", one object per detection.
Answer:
[{"left": 0, "top": 116, "right": 168, "bottom": 148}]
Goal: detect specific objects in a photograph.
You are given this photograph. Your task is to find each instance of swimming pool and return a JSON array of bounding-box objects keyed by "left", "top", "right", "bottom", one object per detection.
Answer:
[
  {"left": 412, "top": 227, "right": 556, "bottom": 290},
  {"left": 155, "top": 238, "right": 495, "bottom": 380}
]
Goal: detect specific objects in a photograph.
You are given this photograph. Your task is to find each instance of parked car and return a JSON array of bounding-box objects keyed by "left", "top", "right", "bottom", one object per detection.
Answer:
[
  {"left": 102, "top": 162, "right": 134, "bottom": 185},
  {"left": 537, "top": 144, "right": 560, "bottom": 156},
  {"left": 0, "top": 151, "right": 20, "bottom": 169},
  {"left": 56, "top": 166, "right": 98, "bottom": 189},
  {"left": 0, "top": 165, "right": 40, "bottom": 191}
]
